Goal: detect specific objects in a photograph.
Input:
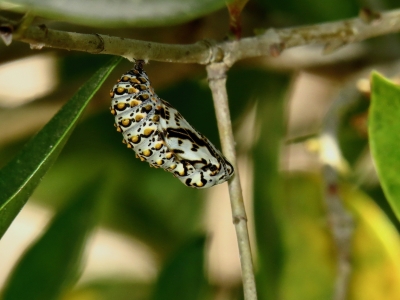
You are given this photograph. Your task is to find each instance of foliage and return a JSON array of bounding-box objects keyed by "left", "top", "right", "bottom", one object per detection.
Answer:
[
  {"left": 0, "top": 57, "right": 121, "bottom": 238},
  {"left": 369, "top": 72, "right": 400, "bottom": 221},
  {"left": 0, "top": 0, "right": 400, "bottom": 300},
  {"left": 2, "top": 176, "right": 105, "bottom": 300}
]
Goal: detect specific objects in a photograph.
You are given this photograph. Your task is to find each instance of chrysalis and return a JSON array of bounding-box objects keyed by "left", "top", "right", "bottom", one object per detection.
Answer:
[{"left": 110, "top": 61, "right": 234, "bottom": 188}]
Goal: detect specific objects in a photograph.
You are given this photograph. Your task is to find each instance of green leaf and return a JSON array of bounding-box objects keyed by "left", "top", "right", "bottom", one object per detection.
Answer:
[
  {"left": 279, "top": 175, "right": 335, "bottom": 300},
  {"left": 2, "top": 0, "right": 230, "bottom": 28},
  {"left": 65, "top": 279, "right": 151, "bottom": 300},
  {"left": 252, "top": 73, "right": 289, "bottom": 300},
  {"left": 341, "top": 182, "right": 400, "bottom": 300},
  {"left": 255, "top": 0, "right": 358, "bottom": 24},
  {"left": 0, "top": 56, "right": 121, "bottom": 238},
  {"left": 152, "top": 235, "right": 210, "bottom": 300},
  {"left": 369, "top": 71, "right": 400, "bottom": 221},
  {"left": 1, "top": 176, "right": 104, "bottom": 300},
  {"left": 279, "top": 174, "right": 400, "bottom": 300}
]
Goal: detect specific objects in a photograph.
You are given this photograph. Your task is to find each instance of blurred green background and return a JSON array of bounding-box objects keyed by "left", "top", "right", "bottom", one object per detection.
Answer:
[{"left": 0, "top": 0, "right": 400, "bottom": 299}]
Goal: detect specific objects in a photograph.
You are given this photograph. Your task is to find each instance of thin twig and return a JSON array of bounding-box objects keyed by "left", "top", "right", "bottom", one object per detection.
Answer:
[
  {"left": 206, "top": 62, "right": 257, "bottom": 300},
  {"left": 320, "top": 86, "right": 359, "bottom": 300},
  {"left": 321, "top": 165, "right": 353, "bottom": 300},
  {"left": 2, "top": 8, "right": 400, "bottom": 65}
]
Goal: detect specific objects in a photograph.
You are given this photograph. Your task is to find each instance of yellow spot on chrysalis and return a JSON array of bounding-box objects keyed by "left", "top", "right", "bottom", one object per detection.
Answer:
[
  {"left": 116, "top": 126, "right": 122, "bottom": 132},
  {"left": 117, "top": 87, "right": 125, "bottom": 93},
  {"left": 165, "top": 152, "right": 173, "bottom": 159},
  {"left": 110, "top": 109, "right": 116, "bottom": 115},
  {"left": 127, "top": 143, "right": 132, "bottom": 148},
  {"left": 154, "top": 142, "right": 163, "bottom": 150},
  {"left": 130, "top": 136, "right": 139, "bottom": 143},
  {"left": 110, "top": 92, "right": 114, "bottom": 97},
  {"left": 143, "top": 128, "right": 154, "bottom": 136},
  {"left": 135, "top": 114, "right": 144, "bottom": 122},
  {"left": 122, "top": 76, "right": 129, "bottom": 81},
  {"left": 144, "top": 104, "right": 152, "bottom": 111},
  {"left": 169, "top": 164, "right": 177, "bottom": 170},
  {"left": 196, "top": 181, "right": 204, "bottom": 187},
  {"left": 121, "top": 119, "right": 130, "bottom": 126},
  {"left": 130, "top": 78, "right": 140, "bottom": 84},
  {"left": 117, "top": 103, "right": 126, "bottom": 110},
  {"left": 156, "top": 159, "right": 163, "bottom": 165},
  {"left": 131, "top": 100, "right": 141, "bottom": 107},
  {"left": 128, "top": 87, "right": 139, "bottom": 94},
  {"left": 141, "top": 94, "right": 149, "bottom": 100},
  {"left": 152, "top": 115, "right": 160, "bottom": 122},
  {"left": 140, "top": 85, "right": 147, "bottom": 90},
  {"left": 139, "top": 156, "right": 146, "bottom": 161},
  {"left": 179, "top": 169, "right": 185, "bottom": 176},
  {"left": 142, "top": 149, "right": 152, "bottom": 157}
]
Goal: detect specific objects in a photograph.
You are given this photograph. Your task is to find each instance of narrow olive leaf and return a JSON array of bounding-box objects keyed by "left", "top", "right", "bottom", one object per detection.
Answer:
[
  {"left": 1, "top": 176, "right": 105, "bottom": 300},
  {"left": 369, "top": 71, "right": 400, "bottom": 220},
  {"left": 152, "top": 235, "right": 209, "bottom": 300},
  {"left": 253, "top": 74, "right": 288, "bottom": 300},
  {"left": 2, "top": 0, "right": 230, "bottom": 28},
  {"left": 0, "top": 56, "right": 121, "bottom": 238}
]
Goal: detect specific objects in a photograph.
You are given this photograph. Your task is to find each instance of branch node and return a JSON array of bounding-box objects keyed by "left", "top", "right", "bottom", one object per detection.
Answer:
[
  {"left": 359, "top": 7, "right": 381, "bottom": 24},
  {"left": 199, "top": 39, "right": 224, "bottom": 63},
  {"left": 269, "top": 42, "right": 285, "bottom": 57},
  {"left": 323, "top": 40, "right": 347, "bottom": 54},
  {"left": 30, "top": 43, "right": 45, "bottom": 50},
  {"left": 38, "top": 24, "right": 48, "bottom": 36},
  {"left": 233, "top": 215, "right": 248, "bottom": 224},
  {"left": 0, "top": 23, "right": 13, "bottom": 46},
  {"left": 93, "top": 33, "right": 105, "bottom": 53}
]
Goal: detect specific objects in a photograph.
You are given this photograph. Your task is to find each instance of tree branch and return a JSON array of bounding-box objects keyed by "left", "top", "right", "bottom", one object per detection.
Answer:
[
  {"left": 207, "top": 63, "right": 257, "bottom": 300},
  {"left": 10, "top": 24, "right": 215, "bottom": 63},
  {"left": 2, "top": 8, "right": 400, "bottom": 65}
]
